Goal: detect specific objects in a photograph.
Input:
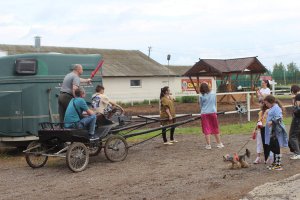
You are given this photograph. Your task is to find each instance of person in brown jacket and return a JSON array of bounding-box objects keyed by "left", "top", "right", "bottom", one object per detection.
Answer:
[{"left": 160, "top": 86, "right": 177, "bottom": 145}]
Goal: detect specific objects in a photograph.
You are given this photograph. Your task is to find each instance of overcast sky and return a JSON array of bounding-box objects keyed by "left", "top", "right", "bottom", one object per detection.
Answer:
[{"left": 1, "top": 0, "right": 300, "bottom": 69}]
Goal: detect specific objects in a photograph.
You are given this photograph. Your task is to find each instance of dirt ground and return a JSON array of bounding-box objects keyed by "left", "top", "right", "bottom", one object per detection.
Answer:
[
  {"left": 0, "top": 98, "right": 298, "bottom": 200},
  {"left": 1, "top": 133, "right": 299, "bottom": 200}
]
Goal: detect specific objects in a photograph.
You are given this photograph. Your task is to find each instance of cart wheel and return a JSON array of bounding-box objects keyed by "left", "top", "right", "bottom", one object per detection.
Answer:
[
  {"left": 104, "top": 135, "right": 128, "bottom": 162},
  {"left": 66, "top": 142, "right": 89, "bottom": 172},
  {"left": 88, "top": 141, "right": 102, "bottom": 157},
  {"left": 25, "top": 141, "right": 48, "bottom": 168}
]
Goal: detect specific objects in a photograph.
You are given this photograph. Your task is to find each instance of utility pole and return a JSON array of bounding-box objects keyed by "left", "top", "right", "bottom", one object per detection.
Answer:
[
  {"left": 167, "top": 54, "right": 171, "bottom": 86},
  {"left": 148, "top": 46, "right": 152, "bottom": 57}
]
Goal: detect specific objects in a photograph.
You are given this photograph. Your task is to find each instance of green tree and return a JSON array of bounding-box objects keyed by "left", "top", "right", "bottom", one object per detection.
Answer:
[
  {"left": 286, "top": 62, "right": 299, "bottom": 84},
  {"left": 287, "top": 62, "right": 298, "bottom": 72},
  {"left": 272, "top": 62, "right": 286, "bottom": 85}
]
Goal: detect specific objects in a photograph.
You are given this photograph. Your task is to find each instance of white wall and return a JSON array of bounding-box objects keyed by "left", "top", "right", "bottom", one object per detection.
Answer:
[
  {"left": 102, "top": 76, "right": 172, "bottom": 102},
  {"left": 102, "top": 76, "right": 216, "bottom": 103}
]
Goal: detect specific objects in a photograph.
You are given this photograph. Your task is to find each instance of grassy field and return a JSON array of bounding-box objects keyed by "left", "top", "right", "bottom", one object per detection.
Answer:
[
  {"left": 275, "top": 95, "right": 293, "bottom": 100},
  {"left": 127, "top": 117, "right": 292, "bottom": 142}
]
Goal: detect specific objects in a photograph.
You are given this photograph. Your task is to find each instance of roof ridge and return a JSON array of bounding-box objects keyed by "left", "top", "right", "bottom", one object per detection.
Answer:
[
  {"left": 0, "top": 44, "right": 138, "bottom": 52},
  {"left": 201, "top": 56, "right": 257, "bottom": 61}
]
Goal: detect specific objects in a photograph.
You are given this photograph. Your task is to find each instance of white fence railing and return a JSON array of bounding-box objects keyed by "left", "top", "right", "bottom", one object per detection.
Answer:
[{"left": 110, "top": 90, "right": 293, "bottom": 121}]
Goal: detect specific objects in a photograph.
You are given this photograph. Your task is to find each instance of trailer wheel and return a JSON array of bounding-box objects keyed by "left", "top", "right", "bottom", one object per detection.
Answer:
[
  {"left": 25, "top": 141, "right": 48, "bottom": 168},
  {"left": 104, "top": 135, "right": 128, "bottom": 162},
  {"left": 66, "top": 142, "right": 89, "bottom": 172},
  {"left": 88, "top": 141, "right": 102, "bottom": 156}
]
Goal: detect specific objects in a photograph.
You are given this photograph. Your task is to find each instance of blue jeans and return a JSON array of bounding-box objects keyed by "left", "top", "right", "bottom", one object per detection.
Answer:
[{"left": 78, "top": 115, "right": 96, "bottom": 135}]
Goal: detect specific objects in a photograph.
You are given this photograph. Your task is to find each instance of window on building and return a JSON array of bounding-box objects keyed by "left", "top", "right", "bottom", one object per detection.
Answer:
[{"left": 130, "top": 80, "right": 141, "bottom": 87}]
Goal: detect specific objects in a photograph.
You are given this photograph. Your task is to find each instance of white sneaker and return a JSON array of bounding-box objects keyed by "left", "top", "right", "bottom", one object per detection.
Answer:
[
  {"left": 205, "top": 144, "right": 212, "bottom": 150},
  {"left": 164, "top": 142, "right": 173, "bottom": 145},
  {"left": 290, "top": 154, "right": 300, "bottom": 160},
  {"left": 253, "top": 157, "right": 261, "bottom": 164},
  {"left": 170, "top": 140, "right": 178, "bottom": 143},
  {"left": 216, "top": 143, "right": 224, "bottom": 148}
]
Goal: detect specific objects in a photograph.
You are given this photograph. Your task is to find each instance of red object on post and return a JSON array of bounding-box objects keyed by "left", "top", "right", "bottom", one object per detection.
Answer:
[{"left": 90, "top": 60, "right": 104, "bottom": 79}]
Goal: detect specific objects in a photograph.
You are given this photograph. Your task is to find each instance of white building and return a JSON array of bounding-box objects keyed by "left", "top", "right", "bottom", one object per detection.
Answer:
[{"left": 99, "top": 49, "right": 178, "bottom": 102}]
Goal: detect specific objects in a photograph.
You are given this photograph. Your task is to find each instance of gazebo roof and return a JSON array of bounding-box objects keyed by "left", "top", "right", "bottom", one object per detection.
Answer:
[{"left": 184, "top": 57, "right": 267, "bottom": 77}]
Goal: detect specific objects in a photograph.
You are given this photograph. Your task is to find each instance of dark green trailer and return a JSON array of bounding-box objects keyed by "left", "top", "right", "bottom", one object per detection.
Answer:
[{"left": 0, "top": 53, "right": 102, "bottom": 147}]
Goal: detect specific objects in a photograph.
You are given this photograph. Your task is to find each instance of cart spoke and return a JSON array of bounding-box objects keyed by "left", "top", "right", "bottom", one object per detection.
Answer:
[
  {"left": 104, "top": 136, "right": 128, "bottom": 162},
  {"left": 25, "top": 141, "right": 48, "bottom": 168},
  {"left": 66, "top": 143, "right": 89, "bottom": 172}
]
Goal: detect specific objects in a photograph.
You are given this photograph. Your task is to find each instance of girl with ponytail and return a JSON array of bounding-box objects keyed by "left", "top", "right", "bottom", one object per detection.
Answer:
[
  {"left": 257, "top": 80, "right": 271, "bottom": 103},
  {"left": 160, "top": 86, "right": 177, "bottom": 145}
]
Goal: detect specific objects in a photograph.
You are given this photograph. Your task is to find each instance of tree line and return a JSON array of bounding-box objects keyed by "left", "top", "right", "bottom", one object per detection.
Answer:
[{"left": 269, "top": 62, "right": 299, "bottom": 85}]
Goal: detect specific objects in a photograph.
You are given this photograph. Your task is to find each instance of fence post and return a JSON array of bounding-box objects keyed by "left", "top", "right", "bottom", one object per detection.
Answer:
[
  {"left": 247, "top": 93, "right": 250, "bottom": 121},
  {"left": 272, "top": 79, "right": 275, "bottom": 95}
]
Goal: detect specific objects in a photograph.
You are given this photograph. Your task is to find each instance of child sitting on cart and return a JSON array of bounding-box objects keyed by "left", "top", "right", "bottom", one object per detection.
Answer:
[
  {"left": 91, "top": 85, "right": 124, "bottom": 125},
  {"left": 64, "top": 87, "right": 98, "bottom": 139}
]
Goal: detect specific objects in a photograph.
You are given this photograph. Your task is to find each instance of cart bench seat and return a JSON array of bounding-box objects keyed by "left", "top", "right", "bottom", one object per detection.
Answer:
[
  {"left": 38, "top": 122, "right": 116, "bottom": 143},
  {"left": 38, "top": 128, "right": 90, "bottom": 143}
]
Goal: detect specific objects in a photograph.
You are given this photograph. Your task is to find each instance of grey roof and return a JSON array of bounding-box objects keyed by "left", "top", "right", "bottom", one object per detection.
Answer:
[
  {"left": 165, "top": 65, "right": 192, "bottom": 76},
  {"left": 0, "top": 44, "right": 175, "bottom": 77}
]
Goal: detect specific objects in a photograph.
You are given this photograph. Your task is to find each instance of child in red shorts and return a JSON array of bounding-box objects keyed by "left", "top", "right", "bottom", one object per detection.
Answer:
[{"left": 199, "top": 83, "right": 224, "bottom": 150}]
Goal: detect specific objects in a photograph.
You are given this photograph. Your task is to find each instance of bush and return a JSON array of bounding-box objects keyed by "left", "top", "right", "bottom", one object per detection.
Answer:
[
  {"left": 175, "top": 97, "right": 181, "bottom": 102},
  {"left": 181, "top": 96, "right": 198, "bottom": 103},
  {"left": 118, "top": 99, "right": 160, "bottom": 107},
  {"left": 151, "top": 99, "right": 159, "bottom": 104}
]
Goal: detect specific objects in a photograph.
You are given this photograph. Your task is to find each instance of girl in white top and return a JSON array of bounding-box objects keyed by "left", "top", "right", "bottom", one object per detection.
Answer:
[{"left": 257, "top": 80, "right": 271, "bottom": 103}]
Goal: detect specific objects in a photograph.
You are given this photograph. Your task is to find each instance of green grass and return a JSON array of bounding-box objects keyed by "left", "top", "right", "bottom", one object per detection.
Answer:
[
  {"left": 275, "top": 95, "right": 292, "bottom": 100},
  {"left": 126, "top": 117, "right": 292, "bottom": 142}
]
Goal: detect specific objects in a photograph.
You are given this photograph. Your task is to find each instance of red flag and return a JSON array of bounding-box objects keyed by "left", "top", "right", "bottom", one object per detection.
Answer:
[{"left": 90, "top": 60, "right": 104, "bottom": 79}]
